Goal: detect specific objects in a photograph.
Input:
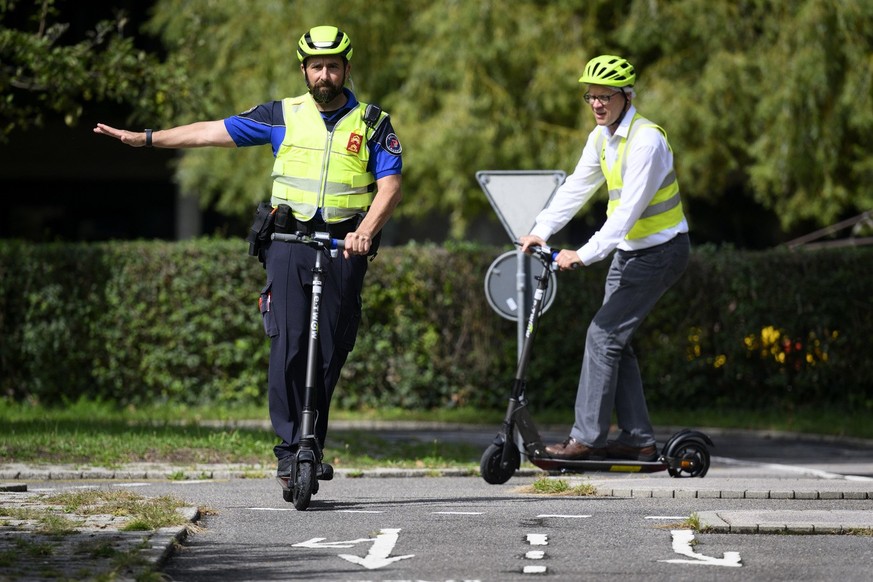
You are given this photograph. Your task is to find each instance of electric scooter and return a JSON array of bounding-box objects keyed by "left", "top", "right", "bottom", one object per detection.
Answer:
[
  {"left": 270, "top": 230, "right": 345, "bottom": 510},
  {"left": 480, "top": 245, "right": 713, "bottom": 485}
]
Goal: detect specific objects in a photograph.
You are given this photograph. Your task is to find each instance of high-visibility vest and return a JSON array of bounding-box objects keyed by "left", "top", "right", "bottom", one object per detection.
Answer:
[
  {"left": 271, "top": 94, "right": 387, "bottom": 223},
  {"left": 598, "top": 113, "right": 685, "bottom": 239}
]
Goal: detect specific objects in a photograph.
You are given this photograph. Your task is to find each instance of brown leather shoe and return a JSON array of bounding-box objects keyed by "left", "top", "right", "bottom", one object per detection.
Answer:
[
  {"left": 605, "top": 441, "right": 658, "bottom": 462},
  {"left": 545, "top": 437, "right": 606, "bottom": 460}
]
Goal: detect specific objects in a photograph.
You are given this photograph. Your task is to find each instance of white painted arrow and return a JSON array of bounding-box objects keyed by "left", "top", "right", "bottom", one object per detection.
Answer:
[
  {"left": 293, "top": 537, "right": 372, "bottom": 549},
  {"left": 337, "top": 528, "right": 415, "bottom": 570},
  {"left": 659, "top": 529, "right": 742, "bottom": 567}
]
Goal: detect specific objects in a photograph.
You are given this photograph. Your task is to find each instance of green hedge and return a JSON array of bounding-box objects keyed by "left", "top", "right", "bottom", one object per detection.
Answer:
[{"left": 1, "top": 240, "right": 871, "bottom": 413}]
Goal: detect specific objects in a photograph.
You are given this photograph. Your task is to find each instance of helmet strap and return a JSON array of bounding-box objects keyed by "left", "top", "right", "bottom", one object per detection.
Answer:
[{"left": 611, "top": 88, "right": 631, "bottom": 132}]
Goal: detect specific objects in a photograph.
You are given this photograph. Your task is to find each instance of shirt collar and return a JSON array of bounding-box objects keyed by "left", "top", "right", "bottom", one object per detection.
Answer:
[{"left": 342, "top": 88, "right": 358, "bottom": 109}]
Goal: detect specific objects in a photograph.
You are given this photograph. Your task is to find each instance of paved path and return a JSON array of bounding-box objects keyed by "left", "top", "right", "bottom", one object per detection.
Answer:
[{"left": 2, "top": 424, "right": 872, "bottom": 579}]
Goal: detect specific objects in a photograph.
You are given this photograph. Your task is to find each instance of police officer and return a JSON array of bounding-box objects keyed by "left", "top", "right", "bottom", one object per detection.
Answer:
[
  {"left": 519, "top": 55, "right": 688, "bottom": 462},
  {"left": 94, "top": 26, "right": 403, "bottom": 480}
]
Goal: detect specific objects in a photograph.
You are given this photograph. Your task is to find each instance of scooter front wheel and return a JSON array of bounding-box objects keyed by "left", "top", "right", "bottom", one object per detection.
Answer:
[
  {"left": 480, "top": 442, "right": 520, "bottom": 484},
  {"left": 292, "top": 461, "right": 315, "bottom": 510}
]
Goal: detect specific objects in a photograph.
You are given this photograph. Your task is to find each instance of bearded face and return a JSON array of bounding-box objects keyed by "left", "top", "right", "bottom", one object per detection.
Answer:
[
  {"left": 310, "top": 76, "right": 344, "bottom": 104},
  {"left": 302, "top": 56, "right": 348, "bottom": 106}
]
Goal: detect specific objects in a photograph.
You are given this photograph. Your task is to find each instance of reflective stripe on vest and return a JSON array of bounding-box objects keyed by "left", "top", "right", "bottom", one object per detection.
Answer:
[
  {"left": 270, "top": 94, "right": 386, "bottom": 223},
  {"left": 598, "top": 113, "right": 685, "bottom": 239}
]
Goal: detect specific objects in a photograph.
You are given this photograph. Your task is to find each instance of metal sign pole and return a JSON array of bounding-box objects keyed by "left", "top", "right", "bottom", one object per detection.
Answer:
[
  {"left": 477, "top": 170, "right": 565, "bottom": 361},
  {"left": 515, "top": 248, "right": 526, "bottom": 361}
]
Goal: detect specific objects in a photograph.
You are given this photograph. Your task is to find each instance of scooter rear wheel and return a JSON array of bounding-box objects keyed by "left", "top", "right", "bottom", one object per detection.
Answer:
[
  {"left": 666, "top": 440, "right": 710, "bottom": 478},
  {"left": 480, "top": 443, "right": 520, "bottom": 484},
  {"left": 292, "top": 461, "right": 315, "bottom": 510}
]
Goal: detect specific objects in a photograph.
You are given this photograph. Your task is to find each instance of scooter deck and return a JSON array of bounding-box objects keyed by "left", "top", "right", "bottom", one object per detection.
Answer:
[{"left": 529, "top": 456, "right": 669, "bottom": 474}]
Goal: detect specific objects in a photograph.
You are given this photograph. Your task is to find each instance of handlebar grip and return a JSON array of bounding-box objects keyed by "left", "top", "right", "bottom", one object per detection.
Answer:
[
  {"left": 271, "top": 232, "right": 301, "bottom": 243},
  {"left": 550, "top": 249, "right": 580, "bottom": 270}
]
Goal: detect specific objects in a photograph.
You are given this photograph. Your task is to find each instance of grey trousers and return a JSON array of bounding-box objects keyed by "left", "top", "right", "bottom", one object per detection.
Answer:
[{"left": 569, "top": 233, "right": 689, "bottom": 448}]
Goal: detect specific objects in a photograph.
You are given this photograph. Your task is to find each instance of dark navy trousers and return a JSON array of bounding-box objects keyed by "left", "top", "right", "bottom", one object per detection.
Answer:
[{"left": 260, "top": 239, "right": 368, "bottom": 461}]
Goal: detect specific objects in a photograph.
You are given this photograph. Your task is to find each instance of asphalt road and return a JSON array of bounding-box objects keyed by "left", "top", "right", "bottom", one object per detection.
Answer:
[
  {"left": 145, "top": 426, "right": 873, "bottom": 581},
  {"left": 151, "top": 473, "right": 873, "bottom": 581},
  {"left": 3, "top": 425, "right": 873, "bottom": 581}
]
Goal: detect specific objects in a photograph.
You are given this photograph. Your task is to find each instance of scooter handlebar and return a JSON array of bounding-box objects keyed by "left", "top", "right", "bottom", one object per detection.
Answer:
[
  {"left": 526, "top": 245, "right": 579, "bottom": 270},
  {"left": 271, "top": 231, "right": 345, "bottom": 250},
  {"left": 523, "top": 244, "right": 553, "bottom": 262}
]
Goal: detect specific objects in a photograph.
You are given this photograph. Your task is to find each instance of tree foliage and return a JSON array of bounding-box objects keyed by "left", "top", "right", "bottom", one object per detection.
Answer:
[
  {"left": 142, "top": 0, "right": 873, "bottom": 241},
  {"left": 621, "top": 0, "right": 873, "bottom": 230},
  {"left": 0, "top": 0, "right": 195, "bottom": 140},
  {"left": 6, "top": 0, "right": 872, "bottom": 242}
]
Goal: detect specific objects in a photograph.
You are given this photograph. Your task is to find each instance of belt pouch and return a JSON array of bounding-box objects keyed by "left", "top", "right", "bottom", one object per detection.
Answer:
[{"left": 274, "top": 204, "right": 292, "bottom": 234}]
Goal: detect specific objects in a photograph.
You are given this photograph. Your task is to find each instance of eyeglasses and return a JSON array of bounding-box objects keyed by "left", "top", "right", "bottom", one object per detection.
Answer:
[{"left": 583, "top": 91, "right": 622, "bottom": 105}]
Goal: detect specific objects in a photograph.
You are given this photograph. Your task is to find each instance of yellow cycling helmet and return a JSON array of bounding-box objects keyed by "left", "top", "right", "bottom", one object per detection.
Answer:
[
  {"left": 579, "top": 55, "right": 636, "bottom": 87},
  {"left": 297, "top": 26, "right": 353, "bottom": 62}
]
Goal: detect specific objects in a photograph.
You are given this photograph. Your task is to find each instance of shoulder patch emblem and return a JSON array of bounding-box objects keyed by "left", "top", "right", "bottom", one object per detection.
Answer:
[
  {"left": 346, "top": 132, "right": 363, "bottom": 154},
  {"left": 384, "top": 132, "right": 402, "bottom": 155}
]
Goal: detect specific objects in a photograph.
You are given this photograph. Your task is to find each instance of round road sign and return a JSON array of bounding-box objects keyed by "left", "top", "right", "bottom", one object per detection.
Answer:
[{"left": 484, "top": 251, "right": 556, "bottom": 321}]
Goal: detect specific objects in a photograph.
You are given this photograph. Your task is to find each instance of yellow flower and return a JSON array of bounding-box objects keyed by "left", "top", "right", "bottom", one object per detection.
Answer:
[{"left": 761, "top": 325, "right": 781, "bottom": 346}]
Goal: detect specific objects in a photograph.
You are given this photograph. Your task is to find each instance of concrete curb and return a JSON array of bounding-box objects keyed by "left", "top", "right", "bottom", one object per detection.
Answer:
[
  {"left": 142, "top": 507, "right": 201, "bottom": 568},
  {"left": 587, "top": 485, "right": 873, "bottom": 500},
  {"left": 697, "top": 510, "right": 873, "bottom": 535},
  {"left": 0, "top": 464, "right": 545, "bottom": 481}
]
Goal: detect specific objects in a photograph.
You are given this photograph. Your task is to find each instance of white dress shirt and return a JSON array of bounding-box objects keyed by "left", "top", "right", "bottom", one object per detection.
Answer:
[{"left": 530, "top": 105, "right": 689, "bottom": 265}]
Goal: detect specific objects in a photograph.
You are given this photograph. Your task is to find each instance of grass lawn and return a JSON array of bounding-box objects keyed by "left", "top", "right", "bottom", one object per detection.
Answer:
[{"left": 1, "top": 399, "right": 870, "bottom": 470}]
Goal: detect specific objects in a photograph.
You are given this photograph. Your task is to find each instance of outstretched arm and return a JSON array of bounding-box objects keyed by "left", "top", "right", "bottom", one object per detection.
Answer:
[{"left": 93, "top": 120, "right": 236, "bottom": 148}]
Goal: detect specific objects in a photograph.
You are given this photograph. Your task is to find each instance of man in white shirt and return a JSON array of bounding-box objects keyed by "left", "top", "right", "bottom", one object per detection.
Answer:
[{"left": 519, "top": 55, "right": 690, "bottom": 462}]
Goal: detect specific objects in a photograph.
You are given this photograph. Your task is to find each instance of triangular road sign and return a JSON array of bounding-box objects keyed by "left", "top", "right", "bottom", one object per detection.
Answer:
[{"left": 476, "top": 170, "right": 566, "bottom": 243}]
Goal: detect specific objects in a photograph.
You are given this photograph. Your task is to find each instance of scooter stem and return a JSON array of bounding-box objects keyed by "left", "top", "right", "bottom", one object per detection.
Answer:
[{"left": 300, "top": 248, "right": 325, "bottom": 439}]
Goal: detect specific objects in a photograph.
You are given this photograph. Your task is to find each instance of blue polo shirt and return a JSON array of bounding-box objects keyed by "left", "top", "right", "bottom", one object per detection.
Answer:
[{"left": 223, "top": 89, "right": 402, "bottom": 180}]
